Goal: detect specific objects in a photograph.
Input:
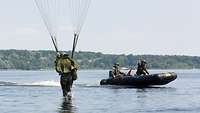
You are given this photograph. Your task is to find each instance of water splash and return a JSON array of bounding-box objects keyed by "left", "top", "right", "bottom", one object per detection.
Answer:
[
  {"left": 28, "top": 80, "right": 60, "bottom": 87},
  {"left": 0, "top": 80, "right": 100, "bottom": 88},
  {"left": 0, "top": 80, "right": 60, "bottom": 87}
]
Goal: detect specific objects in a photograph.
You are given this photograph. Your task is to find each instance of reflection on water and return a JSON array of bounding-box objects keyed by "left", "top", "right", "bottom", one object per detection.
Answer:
[
  {"left": 135, "top": 87, "right": 177, "bottom": 92},
  {"left": 58, "top": 97, "right": 76, "bottom": 113},
  {"left": 134, "top": 87, "right": 177, "bottom": 112},
  {"left": 134, "top": 87, "right": 177, "bottom": 94}
]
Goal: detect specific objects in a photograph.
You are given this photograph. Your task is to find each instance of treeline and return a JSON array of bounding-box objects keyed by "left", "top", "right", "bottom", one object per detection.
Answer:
[{"left": 0, "top": 49, "right": 200, "bottom": 70}]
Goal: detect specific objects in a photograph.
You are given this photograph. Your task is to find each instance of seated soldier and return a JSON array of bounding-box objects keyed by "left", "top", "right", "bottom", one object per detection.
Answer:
[
  {"left": 111, "top": 63, "right": 125, "bottom": 78},
  {"left": 136, "top": 60, "right": 149, "bottom": 76}
]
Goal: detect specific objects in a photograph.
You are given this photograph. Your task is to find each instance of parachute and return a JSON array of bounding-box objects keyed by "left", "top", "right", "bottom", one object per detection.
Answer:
[{"left": 35, "top": 0, "right": 91, "bottom": 58}]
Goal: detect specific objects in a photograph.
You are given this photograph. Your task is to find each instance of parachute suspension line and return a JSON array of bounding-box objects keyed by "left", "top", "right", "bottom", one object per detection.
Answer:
[
  {"left": 35, "top": 0, "right": 60, "bottom": 53},
  {"left": 51, "top": 36, "right": 59, "bottom": 53},
  {"left": 71, "top": 33, "right": 79, "bottom": 58},
  {"left": 35, "top": 0, "right": 91, "bottom": 55},
  {"left": 77, "top": 0, "right": 91, "bottom": 34},
  {"left": 69, "top": 0, "right": 91, "bottom": 34},
  {"left": 69, "top": 0, "right": 91, "bottom": 58}
]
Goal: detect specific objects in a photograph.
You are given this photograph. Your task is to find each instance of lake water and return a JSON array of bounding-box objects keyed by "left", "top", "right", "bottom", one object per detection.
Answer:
[{"left": 0, "top": 69, "right": 200, "bottom": 113}]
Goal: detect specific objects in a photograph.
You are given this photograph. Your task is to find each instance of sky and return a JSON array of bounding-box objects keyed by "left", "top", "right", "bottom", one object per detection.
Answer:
[{"left": 0, "top": 0, "right": 200, "bottom": 56}]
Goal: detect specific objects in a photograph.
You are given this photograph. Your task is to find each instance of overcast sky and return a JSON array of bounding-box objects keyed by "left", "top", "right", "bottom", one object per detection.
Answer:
[{"left": 0, "top": 0, "right": 200, "bottom": 56}]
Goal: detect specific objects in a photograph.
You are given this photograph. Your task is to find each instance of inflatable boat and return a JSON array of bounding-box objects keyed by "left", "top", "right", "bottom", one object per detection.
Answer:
[{"left": 100, "top": 71, "right": 177, "bottom": 86}]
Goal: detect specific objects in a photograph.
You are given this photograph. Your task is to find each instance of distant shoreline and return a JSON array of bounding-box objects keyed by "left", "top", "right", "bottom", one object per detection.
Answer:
[{"left": 0, "top": 49, "right": 200, "bottom": 70}]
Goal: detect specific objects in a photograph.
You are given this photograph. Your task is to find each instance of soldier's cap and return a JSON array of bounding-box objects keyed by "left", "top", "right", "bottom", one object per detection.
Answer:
[
  {"left": 114, "top": 63, "right": 119, "bottom": 66},
  {"left": 141, "top": 60, "right": 147, "bottom": 63}
]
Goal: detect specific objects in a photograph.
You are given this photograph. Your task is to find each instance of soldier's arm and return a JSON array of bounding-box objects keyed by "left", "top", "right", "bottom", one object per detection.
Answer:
[
  {"left": 145, "top": 68, "right": 149, "bottom": 75},
  {"left": 70, "top": 58, "right": 79, "bottom": 70}
]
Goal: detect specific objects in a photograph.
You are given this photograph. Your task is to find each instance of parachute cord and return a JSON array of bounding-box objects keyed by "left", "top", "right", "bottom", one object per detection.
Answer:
[
  {"left": 51, "top": 36, "right": 59, "bottom": 53},
  {"left": 35, "top": 0, "right": 59, "bottom": 53},
  {"left": 71, "top": 33, "right": 79, "bottom": 58}
]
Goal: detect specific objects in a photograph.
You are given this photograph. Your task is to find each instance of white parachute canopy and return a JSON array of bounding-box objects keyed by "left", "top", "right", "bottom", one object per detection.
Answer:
[{"left": 35, "top": 0, "right": 91, "bottom": 56}]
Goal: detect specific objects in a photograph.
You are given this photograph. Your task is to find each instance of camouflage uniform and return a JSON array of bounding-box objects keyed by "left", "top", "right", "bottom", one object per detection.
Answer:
[
  {"left": 136, "top": 60, "right": 149, "bottom": 76},
  {"left": 55, "top": 54, "right": 78, "bottom": 96}
]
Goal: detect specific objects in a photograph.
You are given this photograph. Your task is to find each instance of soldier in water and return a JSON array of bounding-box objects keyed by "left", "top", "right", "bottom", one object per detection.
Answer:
[{"left": 55, "top": 53, "right": 78, "bottom": 97}]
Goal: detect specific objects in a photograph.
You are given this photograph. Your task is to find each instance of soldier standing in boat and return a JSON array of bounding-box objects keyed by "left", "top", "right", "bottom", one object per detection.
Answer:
[
  {"left": 55, "top": 53, "right": 78, "bottom": 97},
  {"left": 136, "top": 60, "right": 149, "bottom": 76}
]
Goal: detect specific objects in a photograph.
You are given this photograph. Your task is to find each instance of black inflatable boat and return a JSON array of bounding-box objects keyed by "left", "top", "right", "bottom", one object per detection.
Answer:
[{"left": 100, "top": 72, "right": 177, "bottom": 86}]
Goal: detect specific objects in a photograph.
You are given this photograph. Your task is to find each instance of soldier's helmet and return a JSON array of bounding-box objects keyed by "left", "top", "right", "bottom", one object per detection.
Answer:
[
  {"left": 114, "top": 63, "right": 119, "bottom": 66},
  {"left": 141, "top": 60, "right": 147, "bottom": 64}
]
